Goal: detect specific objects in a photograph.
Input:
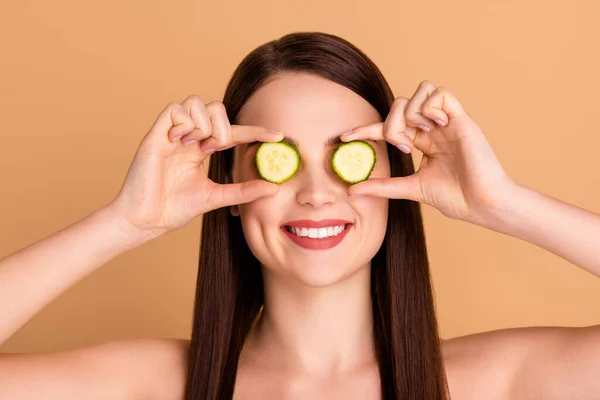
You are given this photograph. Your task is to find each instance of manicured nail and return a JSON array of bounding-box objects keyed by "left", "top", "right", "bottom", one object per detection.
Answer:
[
  {"left": 397, "top": 144, "right": 412, "bottom": 154},
  {"left": 203, "top": 148, "right": 215, "bottom": 155},
  {"left": 183, "top": 139, "right": 198, "bottom": 146},
  {"left": 171, "top": 135, "right": 183, "bottom": 142},
  {"left": 340, "top": 129, "right": 354, "bottom": 136},
  {"left": 418, "top": 125, "right": 431, "bottom": 132},
  {"left": 435, "top": 119, "right": 447, "bottom": 127}
]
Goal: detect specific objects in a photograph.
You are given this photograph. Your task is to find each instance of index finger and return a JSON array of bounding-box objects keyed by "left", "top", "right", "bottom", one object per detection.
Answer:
[
  {"left": 201, "top": 125, "right": 283, "bottom": 152},
  {"left": 340, "top": 123, "right": 418, "bottom": 154},
  {"left": 341, "top": 121, "right": 433, "bottom": 155},
  {"left": 231, "top": 125, "right": 284, "bottom": 145},
  {"left": 339, "top": 122, "right": 385, "bottom": 142},
  {"left": 348, "top": 175, "right": 421, "bottom": 202}
]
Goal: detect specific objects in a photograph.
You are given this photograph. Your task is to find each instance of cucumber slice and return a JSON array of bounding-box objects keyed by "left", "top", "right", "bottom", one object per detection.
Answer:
[
  {"left": 332, "top": 141, "right": 376, "bottom": 184},
  {"left": 255, "top": 142, "right": 301, "bottom": 183}
]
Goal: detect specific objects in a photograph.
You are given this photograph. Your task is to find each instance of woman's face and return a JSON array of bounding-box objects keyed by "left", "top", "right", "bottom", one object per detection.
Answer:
[{"left": 232, "top": 72, "right": 390, "bottom": 287}]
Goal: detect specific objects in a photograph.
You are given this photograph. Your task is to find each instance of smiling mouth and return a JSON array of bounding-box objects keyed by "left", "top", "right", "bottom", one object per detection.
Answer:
[
  {"left": 281, "top": 219, "right": 353, "bottom": 250},
  {"left": 283, "top": 223, "right": 352, "bottom": 239}
]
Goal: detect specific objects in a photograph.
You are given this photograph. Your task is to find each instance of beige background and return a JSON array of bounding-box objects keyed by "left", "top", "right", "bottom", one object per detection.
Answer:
[{"left": 1, "top": 0, "right": 599, "bottom": 353}]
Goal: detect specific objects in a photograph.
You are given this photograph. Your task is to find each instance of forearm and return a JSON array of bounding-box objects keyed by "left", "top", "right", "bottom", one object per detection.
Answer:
[
  {"left": 482, "top": 182, "right": 600, "bottom": 277},
  {"left": 0, "top": 204, "right": 156, "bottom": 346}
]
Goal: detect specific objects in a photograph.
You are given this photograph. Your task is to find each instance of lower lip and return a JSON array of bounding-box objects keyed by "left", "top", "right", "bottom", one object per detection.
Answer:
[{"left": 281, "top": 225, "right": 352, "bottom": 250}]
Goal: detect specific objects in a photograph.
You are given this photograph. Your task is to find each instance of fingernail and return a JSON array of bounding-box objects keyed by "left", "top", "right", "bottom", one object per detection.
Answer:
[
  {"left": 203, "top": 148, "right": 215, "bottom": 155},
  {"left": 397, "top": 144, "right": 412, "bottom": 154},
  {"left": 435, "top": 119, "right": 447, "bottom": 127},
  {"left": 340, "top": 129, "right": 354, "bottom": 136},
  {"left": 418, "top": 125, "right": 431, "bottom": 132},
  {"left": 183, "top": 139, "right": 198, "bottom": 146},
  {"left": 171, "top": 136, "right": 183, "bottom": 142}
]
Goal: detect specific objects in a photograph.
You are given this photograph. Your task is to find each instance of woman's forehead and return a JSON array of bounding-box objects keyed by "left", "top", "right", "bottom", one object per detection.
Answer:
[{"left": 236, "top": 73, "right": 381, "bottom": 142}]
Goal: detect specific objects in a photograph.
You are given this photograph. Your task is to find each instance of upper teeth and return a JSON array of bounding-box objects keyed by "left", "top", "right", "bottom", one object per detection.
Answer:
[{"left": 287, "top": 225, "right": 347, "bottom": 238}]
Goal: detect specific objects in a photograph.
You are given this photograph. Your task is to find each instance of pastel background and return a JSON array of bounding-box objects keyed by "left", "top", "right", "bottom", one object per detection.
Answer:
[{"left": 1, "top": 0, "right": 599, "bottom": 353}]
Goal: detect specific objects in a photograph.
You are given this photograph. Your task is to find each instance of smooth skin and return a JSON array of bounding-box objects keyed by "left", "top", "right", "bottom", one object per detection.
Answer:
[{"left": 1, "top": 76, "right": 600, "bottom": 399}]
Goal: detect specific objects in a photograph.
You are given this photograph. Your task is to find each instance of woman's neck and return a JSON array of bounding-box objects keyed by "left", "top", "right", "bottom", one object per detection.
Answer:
[{"left": 244, "top": 264, "right": 376, "bottom": 375}]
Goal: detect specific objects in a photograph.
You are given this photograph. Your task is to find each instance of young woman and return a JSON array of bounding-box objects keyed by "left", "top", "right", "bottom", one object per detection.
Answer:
[{"left": 1, "top": 32, "right": 599, "bottom": 400}]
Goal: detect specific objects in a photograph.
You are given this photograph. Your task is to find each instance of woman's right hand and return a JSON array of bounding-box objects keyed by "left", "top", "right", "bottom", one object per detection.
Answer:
[{"left": 108, "top": 95, "right": 283, "bottom": 238}]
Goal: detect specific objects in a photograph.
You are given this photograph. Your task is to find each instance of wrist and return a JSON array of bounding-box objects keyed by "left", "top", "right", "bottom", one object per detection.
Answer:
[
  {"left": 472, "top": 177, "right": 527, "bottom": 234},
  {"left": 96, "top": 202, "right": 164, "bottom": 248}
]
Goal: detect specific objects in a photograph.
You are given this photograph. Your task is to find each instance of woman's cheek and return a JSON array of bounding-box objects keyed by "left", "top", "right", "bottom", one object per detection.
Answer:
[
  {"left": 238, "top": 193, "right": 286, "bottom": 266},
  {"left": 351, "top": 196, "right": 389, "bottom": 224},
  {"left": 238, "top": 185, "right": 288, "bottom": 232},
  {"left": 349, "top": 191, "right": 389, "bottom": 254},
  {"left": 238, "top": 194, "right": 274, "bottom": 220}
]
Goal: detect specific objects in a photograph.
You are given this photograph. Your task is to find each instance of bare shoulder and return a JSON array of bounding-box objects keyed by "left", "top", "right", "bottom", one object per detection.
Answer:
[
  {"left": 0, "top": 337, "right": 190, "bottom": 400},
  {"left": 442, "top": 325, "right": 600, "bottom": 400}
]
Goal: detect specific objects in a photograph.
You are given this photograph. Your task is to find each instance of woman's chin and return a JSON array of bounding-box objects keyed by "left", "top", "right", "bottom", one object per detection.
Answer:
[{"left": 270, "top": 261, "right": 369, "bottom": 289}]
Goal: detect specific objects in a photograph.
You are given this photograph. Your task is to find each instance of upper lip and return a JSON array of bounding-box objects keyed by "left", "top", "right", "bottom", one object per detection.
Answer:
[{"left": 282, "top": 219, "right": 353, "bottom": 229}]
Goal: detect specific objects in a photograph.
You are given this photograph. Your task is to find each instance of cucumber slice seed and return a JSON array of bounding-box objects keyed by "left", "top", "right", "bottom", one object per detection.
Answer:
[
  {"left": 255, "top": 142, "right": 301, "bottom": 183},
  {"left": 332, "top": 141, "right": 376, "bottom": 184}
]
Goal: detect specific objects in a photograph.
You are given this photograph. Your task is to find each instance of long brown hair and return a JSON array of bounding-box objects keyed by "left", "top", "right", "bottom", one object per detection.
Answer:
[{"left": 185, "top": 32, "right": 449, "bottom": 400}]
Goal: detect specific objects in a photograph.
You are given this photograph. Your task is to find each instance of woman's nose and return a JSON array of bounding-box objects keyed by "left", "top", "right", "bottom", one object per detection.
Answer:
[{"left": 295, "top": 165, "right": 339, "bottom": 208}]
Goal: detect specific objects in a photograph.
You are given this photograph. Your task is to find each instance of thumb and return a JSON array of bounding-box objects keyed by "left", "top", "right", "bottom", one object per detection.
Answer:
[
  {"left": 348, "top": 176, "right": 422, "bottom": 202},
  {"left": 207, "top": 179, "right": 280, "bottom": 211}
]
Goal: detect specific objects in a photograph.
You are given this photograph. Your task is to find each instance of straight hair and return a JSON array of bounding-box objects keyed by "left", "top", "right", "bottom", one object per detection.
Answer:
[{"left": 185, "top": 31, "right": 450, "bottom": 399}]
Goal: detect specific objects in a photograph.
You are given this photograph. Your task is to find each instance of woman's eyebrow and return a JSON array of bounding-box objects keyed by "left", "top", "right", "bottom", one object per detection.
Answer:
[
  {"left": 325, "top": 134, "right": 380, "bottom": 149},
  {"left": 325, "top": 135, "right": 342, "bottom": 147},
  {"left": 246, "top": 134, "right": 379, "bottom": 149},
  {"left": 245, "top": 136, "right": 299, "bottom": 149}
]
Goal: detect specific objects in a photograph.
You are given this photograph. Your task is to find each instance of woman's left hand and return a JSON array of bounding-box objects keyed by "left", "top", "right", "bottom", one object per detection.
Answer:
[{"left": 341, "top": 80, "right": 518, "bottom": 225}]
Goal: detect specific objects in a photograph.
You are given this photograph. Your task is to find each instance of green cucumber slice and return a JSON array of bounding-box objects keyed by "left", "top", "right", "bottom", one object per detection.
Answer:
[
  {"left": 332, "top": 141, "right": 376, "bottom": 184},
  {"left": 255, "top": 142, "right": 301, "bottom": 183}
]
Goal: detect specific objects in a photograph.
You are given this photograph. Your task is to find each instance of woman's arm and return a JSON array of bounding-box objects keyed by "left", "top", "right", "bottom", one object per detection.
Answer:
[
  {"left": 342, "top": 81, "right": 600, "bottom": 277},
  {"left": 0, "top": 97, "right": 280, "bottom": 399},
  {"left": 343, "top": 81, "right": 600, "bottom": 398},
  {"left": 0, "top": 204, "right": 154, "bottom": 346},
  {"left": 481, "top": 181, "right": 600, "bottom": 278},
  {"left": 0, "top": 99, "right": 281, "bottom": 350}
]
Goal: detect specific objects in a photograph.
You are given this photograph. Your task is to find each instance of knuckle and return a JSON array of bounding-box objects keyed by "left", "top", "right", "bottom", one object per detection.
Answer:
[
  {"left": 404, "top": 112, "right": 422, "bottom": 125},
  {"left": 186, "top": 94, "right": 204, "bottom": 104},
  {"left": 384, "top": 125, "right": 402, "bottom": 138},
  {"left": 199, "top": 127, "right": 212, "bottom": 139},
  {"left": 421, "top": 103, "right": 437, "bottom": 116},
  {"left": 437, "top": 87, "right": 455, "bottom": 103},
  {"left": 166, "top": 101, "right": 180, "bottom": 111},
  {"left": 184, "top": 120, "right": 195, "bottom": 130},
  {"left": 206, "top": 100, "right": 227, "bottom": 114},
  {"left": 392, "top": 97, "right": 409, "bottom": 107},
  {"left": 254, "top": 125, "right": 268, "bottom": 134},
  {"left": 404, "top": 98, "right": 419, "bottom": 113},
  {"left": 419, "top": 80, "right": 436, "bottom": 90}
]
